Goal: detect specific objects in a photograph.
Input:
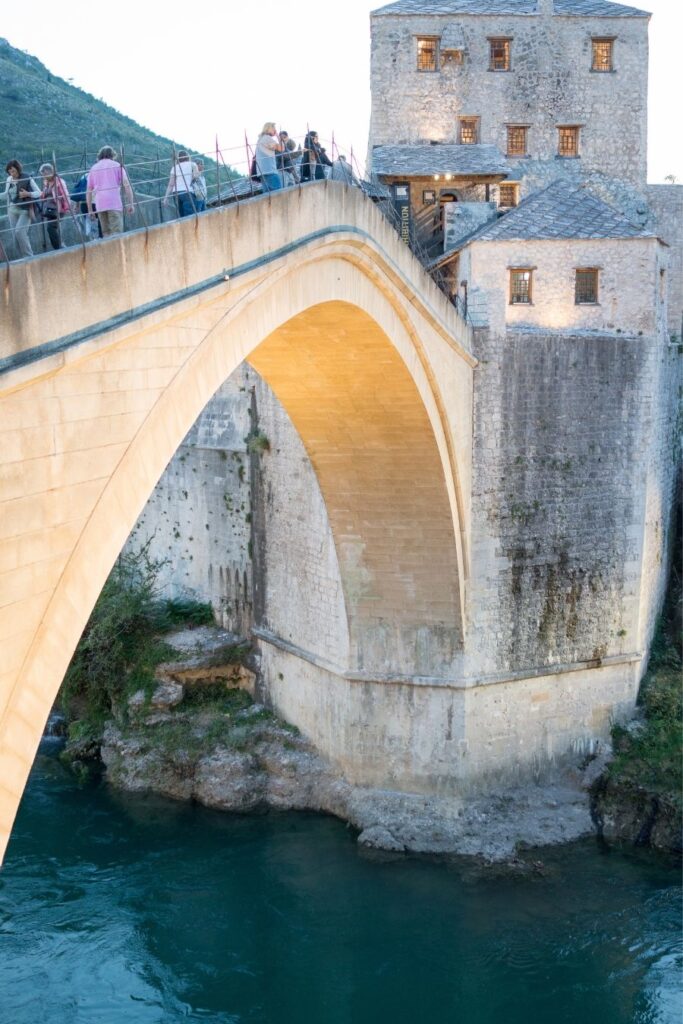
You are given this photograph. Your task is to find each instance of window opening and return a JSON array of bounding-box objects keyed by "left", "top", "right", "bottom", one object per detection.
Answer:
[
  {"left": 510, "top": 268, "right": 533, "bottom": 304},
  {"left": 417, "top": 37, "right": 439, "bottom": 71},
  {"left": 558, "top": 126, "right": 580, "bottom": 157},
  {"left": 499, "top": 183, "right": 519, "bottom": 207},
  {"left": 489, "top": 38, "right": 511, "bottom": 71},
  {"left": 506, "top": 126, "right": 528, "bottom": 157},
  {"left": 575, "top": 268, "right": 599, "bottom": 304},
  {"left": 592, "top": 38, "right": 614, "bottom": 72},
  {"left": 459, "top": 117, "right": 479, "bottom": 144}
]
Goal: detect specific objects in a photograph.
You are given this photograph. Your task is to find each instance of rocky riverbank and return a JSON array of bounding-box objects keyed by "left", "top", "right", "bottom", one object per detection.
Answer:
[{"left": 56, "top": 625, "right": 611, "bottom": 863}]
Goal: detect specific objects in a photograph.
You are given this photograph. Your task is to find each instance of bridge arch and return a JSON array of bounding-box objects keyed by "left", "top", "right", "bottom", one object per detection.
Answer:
[{"left": 0, "top": 186, "right": 475, "bottom": 859}]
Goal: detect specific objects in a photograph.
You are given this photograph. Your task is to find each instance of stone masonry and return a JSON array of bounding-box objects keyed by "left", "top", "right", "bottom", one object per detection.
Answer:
[{"left": 369, "top": 0, "right": 649, "bottom": 185}]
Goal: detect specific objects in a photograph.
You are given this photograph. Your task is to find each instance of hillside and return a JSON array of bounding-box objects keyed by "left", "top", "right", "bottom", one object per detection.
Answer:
[{"left": 0, "top": 38, "right": 199, "bottom": 186}]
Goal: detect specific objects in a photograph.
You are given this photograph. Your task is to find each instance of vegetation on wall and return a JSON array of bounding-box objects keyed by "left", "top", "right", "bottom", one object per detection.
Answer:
[
  {"left": 59, "top": 544, "right": 214, "bottom": 739},
  {"left": 605, "top": 498, "right": 682, "bottom": 809}
]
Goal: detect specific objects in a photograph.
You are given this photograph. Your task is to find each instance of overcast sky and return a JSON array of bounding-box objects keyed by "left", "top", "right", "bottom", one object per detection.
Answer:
[{"left": 1, "top": 0, "right": 680, "bottom": 182}]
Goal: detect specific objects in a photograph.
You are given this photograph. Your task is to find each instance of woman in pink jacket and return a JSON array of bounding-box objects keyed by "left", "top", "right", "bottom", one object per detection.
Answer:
[{"left": 39, "top": 162, "right": 72, "bottom": 250}]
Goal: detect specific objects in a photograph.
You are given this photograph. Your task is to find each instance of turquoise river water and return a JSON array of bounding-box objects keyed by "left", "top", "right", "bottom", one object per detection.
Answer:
[{"left": 0, "top": 742, "right": 680, "bottom": 1024}]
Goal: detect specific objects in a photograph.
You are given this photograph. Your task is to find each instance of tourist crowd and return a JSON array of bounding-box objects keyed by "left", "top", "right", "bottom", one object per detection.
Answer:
[{"left": 1, "top": 126, "right": 358, "bottom": 261}]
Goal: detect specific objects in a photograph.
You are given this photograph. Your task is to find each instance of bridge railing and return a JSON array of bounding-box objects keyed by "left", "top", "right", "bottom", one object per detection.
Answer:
[{"left": 0, "top": 133, "right": 465, "bottom": 314}]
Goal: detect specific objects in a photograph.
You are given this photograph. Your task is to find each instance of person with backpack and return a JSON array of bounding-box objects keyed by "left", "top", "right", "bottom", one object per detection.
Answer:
[
  {"left": 71, "top": 171, "right": 96, "bottom": 240},
  {"left": 2, "top": 159, "right": 41, "bottom": 258},
  {"left": 38, "top": 163, "right": 72, "bottom": 250}
]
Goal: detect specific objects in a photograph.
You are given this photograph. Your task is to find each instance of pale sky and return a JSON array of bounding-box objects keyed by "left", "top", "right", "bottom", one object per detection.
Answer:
[{"left": 1, "top": 0, "right": 681, "bottom": 182}]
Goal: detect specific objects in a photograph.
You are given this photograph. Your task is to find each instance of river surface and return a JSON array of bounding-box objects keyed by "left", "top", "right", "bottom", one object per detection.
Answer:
[{"left": 0, "top": 744, "right": 680, "bottom": 1024}]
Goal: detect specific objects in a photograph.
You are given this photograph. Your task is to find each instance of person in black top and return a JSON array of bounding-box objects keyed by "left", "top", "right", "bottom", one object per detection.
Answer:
[{"left": 300, "top": 131, "right": 333, "bottom": 182}]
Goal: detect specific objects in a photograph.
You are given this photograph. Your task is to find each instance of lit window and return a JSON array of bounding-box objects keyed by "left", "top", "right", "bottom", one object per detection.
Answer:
[
  {"left": 592, "top": 38, "right": 614, "bottom": 72},
  {"left": 459, "top": 117, "right": 479, "bottom": 144},
  {"left": 558, "top": 126, "right": 580, "bottom": 157},
  {"left": 499, "top": 183, "right": 519, "bottom": 208},
  {"left": 417, "top": 37, "right": 439, "bottom": 72},
  {"left": 489, "top": 38, "right": 511, "bottom": 71},
  {"left": 575, "top": 268, "right": 599, "bottom": 304},
  {"left": 506, "top": 125, "right": 528, "bottom": 157},
  {"left": 510, "top": 268, "right": 533, "bottom": 304}
]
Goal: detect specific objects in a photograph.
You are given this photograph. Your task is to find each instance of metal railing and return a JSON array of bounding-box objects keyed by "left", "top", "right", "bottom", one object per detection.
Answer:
[{"left": 0, "top": 132, "right": 465, "bottom": 314}]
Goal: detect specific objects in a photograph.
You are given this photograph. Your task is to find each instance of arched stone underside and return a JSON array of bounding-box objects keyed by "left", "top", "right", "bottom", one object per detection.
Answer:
[
  {"left": 0, "top": 188, "right": 475, "bottom": 860},
  {"left": 249, "top": 301, "right": 462, "bottom": 676}
]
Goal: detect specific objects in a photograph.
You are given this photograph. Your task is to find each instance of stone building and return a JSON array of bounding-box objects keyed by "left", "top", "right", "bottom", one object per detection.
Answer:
[
  {"left": 368, "top": 0, "right": 682, "bottom": 328},
  {"left": 369, "top": 0, "right": 649, "bottom": 185}
]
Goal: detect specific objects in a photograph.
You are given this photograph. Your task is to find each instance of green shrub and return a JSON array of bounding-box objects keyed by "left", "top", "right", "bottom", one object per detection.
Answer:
[
  {"left": 59, "top": 544, "right": 213, "bottom": 733},
  {"left": 608, "top": 501, "right": 682, "bottom": 803}
]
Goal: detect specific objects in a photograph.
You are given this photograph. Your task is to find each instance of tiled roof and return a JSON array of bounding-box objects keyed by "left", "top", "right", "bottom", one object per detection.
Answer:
[
  {"left": 553, "top": 0, "right": 649, "bottom": 14},
  {"left": 359, "top": 178, "right": 393, "bottom": 199},
  {"left": 372, "top": 0, "right": 649, "bottom": 16},
  {"left": 372, "top": 144, "right": 510, "bottom": 177},
  {"left": 459, "top": 180, "right": 654, "bottom": 244}
]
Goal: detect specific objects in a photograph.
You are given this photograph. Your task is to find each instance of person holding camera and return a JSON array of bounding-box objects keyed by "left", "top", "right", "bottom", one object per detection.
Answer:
[{"left": 3, "top": 159, "right": 41, "bottom": 258}]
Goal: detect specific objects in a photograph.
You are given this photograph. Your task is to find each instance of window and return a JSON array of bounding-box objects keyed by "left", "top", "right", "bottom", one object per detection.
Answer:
[
  {"left": 489, "top": 38, "right": 511, "bottom": 71},
  {"left": 592, "top": 38, "right": 614, "bottom": 72},
  {"left": 506, "top": 125, "right": 528, "bottom": 157},
  {"left": 558, "top": 126, "right": 580, "bottom": 157},
  {"left": 499, "top": 183, "right": 519, "bottom": 208},
  {"left": 417, "top": 37, "right": 439, "bottom": 72},
  {"left": 575, "top": 268, "right": 599, "bottom": 304},
  {"left": 459, "top": 117, "right": 480, "bottom": 144},
  {"left": 510, "top": 268, "right": 533, "bottom": 304}
]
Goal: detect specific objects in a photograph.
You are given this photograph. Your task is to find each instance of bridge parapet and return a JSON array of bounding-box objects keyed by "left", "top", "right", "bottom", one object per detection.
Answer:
[{"left": 0, "top": 181, "right": 472, "bottom": 374}]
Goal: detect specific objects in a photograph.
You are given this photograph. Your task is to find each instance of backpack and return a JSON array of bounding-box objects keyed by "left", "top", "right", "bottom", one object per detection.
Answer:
[
  {"left": 71, "top": 173, "right": 88, "bottom": 206},
  {"left": 250, "top": 157, "right": 261, "bottom": 183}
]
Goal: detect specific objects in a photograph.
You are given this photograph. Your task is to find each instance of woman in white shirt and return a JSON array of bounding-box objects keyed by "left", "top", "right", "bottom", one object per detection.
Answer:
[{"left": 164, "top": 150, "right": 198, "bottom": 218}]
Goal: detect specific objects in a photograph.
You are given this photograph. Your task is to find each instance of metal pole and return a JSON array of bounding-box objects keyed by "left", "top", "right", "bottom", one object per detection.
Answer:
[{"left": 215, "top": 135, "right": 221, "bottom": 208}]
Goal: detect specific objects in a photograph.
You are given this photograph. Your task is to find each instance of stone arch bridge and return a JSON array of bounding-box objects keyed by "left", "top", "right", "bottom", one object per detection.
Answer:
[{"left": 0, "top": 182, "right": 666, "bottom": 862}]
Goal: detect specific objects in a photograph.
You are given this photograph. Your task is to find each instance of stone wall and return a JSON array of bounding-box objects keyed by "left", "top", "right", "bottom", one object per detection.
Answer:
[
  {"left": 127, "top": 363, "right": 350, "bottom": 667},
  {"left": 645, "top": 184, "right": 683, "bottom": 338},
  {"left": 466, "top": 325, "right": 680, "bottom": 681},
  {"left": 370, "top": 7, "right": 649, "bottom": 185},
  {"left": 459, "top": 235, "right": 664, "bottom": 334},
  {"left": 126, "top": 366, "right": 253, "bottom": 634}
]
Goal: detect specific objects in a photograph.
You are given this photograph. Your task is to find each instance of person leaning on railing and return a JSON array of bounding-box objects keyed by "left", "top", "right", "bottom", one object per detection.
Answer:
[
  {"left": 86, "top": 146, "right": 134, "bottom": 238},
  {"left": 300, "top": 131, "right": 333, "bottom": 182},
  {"left": 2, "top": 159, "right": 41, "bottom": 258},
  {"left": 255, "top": 123, "right": 284, "bottom": 192}
]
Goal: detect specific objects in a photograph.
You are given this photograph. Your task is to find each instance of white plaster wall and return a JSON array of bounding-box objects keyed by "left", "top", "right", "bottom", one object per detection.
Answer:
[
  {"left": 465, "top": 236, "right": 660, "bottom": 335},
  {"left": 370, "top": 9, "right": 648, "bottom": 184}
]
